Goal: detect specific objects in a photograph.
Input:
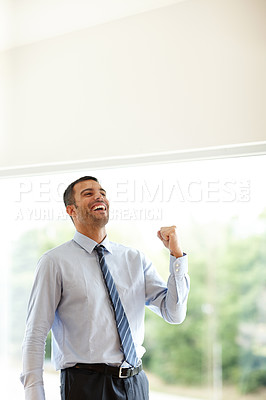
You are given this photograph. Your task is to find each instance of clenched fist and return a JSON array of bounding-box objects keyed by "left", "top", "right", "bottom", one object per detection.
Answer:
[{"left": 157, "top": 225, "right": 183, "bottom": 258}]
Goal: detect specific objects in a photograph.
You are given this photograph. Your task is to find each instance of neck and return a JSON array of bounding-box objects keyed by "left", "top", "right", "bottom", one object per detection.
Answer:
[{"left": 76, "top": 225, "right": 107, "bottom": 243}]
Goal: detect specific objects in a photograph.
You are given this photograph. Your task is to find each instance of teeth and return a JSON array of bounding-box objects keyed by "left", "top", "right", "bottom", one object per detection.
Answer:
[{"left": 93, "top": 205, "right": 105, "bottom": 211}]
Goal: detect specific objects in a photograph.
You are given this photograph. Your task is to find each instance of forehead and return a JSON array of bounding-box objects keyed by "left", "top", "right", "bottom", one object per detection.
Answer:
[{"left": 73, "top": 180, "right": 105, "bottom": 195}]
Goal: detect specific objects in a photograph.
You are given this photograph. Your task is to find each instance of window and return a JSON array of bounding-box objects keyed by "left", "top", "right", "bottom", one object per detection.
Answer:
[{"left": 2, "top": 155, "right": 266, "bottom": 399}]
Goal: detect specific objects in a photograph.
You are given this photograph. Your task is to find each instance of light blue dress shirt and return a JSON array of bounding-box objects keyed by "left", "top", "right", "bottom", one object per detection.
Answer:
[{"left": 21, "top": 231, "right": 190, "bottom": 400}]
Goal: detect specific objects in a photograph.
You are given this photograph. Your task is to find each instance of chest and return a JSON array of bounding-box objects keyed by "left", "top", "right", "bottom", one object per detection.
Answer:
[{"left": 59, "top": 251, "right": 145, "bottom": 306}]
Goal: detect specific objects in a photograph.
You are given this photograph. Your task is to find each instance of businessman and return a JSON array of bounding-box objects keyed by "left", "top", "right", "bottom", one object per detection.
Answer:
[{"left": 21, "top": 175, "right": 190, "bottom": 400}]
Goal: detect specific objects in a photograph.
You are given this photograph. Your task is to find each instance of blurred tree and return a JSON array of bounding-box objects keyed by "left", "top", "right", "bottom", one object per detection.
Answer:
[
  {"left": 143, "top": 215, "right": 266, "bottom": 393},
  {"left": 216, "top": 214, "right": 266, "bottom": 393}
]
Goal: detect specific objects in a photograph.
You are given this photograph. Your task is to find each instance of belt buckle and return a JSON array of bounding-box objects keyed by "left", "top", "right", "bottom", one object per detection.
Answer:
[{"left": 118, "top": 365, "right": 133, "bottom": 378}]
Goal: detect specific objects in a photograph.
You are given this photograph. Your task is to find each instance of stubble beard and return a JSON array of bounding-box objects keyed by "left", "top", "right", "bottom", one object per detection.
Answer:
[{"left": 77, "top": 205, "right": 109, "bottom": 228}]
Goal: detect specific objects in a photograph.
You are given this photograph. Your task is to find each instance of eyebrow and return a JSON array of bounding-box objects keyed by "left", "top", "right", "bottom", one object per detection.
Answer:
[{"left": 80, "top": 187, "right": 106, "bottom": 195}]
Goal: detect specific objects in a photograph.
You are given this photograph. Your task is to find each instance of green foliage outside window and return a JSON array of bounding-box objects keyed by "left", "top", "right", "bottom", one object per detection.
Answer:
[{"left": 9, "top": 214, "right": 266, "bottom": 395}]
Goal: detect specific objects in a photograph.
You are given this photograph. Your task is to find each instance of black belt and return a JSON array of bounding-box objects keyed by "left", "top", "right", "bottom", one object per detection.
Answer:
[{"left": 73, "top": 362, "right": 142, "bottom": 378}]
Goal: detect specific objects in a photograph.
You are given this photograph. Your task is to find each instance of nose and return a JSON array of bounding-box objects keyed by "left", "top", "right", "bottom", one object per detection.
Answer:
[{"left": 95, "top": 191, "right": 105, "bottom": 201}]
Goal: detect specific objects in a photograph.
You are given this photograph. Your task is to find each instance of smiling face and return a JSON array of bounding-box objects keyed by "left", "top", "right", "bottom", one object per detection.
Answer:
[{"left": 66, "top": 179, "right": 109, "bottom": 229}]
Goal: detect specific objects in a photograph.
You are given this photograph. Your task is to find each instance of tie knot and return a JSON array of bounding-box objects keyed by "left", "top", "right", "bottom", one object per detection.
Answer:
[{"left": 95, "top": 245, "right": 105, "bottom": 256}]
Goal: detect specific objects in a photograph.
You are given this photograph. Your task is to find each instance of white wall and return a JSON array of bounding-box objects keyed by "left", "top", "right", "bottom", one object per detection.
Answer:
[{"left": 1, "top": 0, "right": 266, "bottom": 172}]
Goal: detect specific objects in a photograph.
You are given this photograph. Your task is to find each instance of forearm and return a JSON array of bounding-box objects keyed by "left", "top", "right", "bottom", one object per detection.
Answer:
[
  {"left": 20, "top": 327, "right": 47, "bottom": 400},
  {"left": 161, "top": 254, "right": 190, "bottom": 323},
  {"left": 145, "top": 254, "right": 190, "bottom": 324}
]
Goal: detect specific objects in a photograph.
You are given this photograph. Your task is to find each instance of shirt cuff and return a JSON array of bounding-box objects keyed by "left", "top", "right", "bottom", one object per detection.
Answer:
[
  {"left": 169, "top": 253, "right": 188, "bottom": 275},
  {"left": 24, "top": 384, "right": 45, "bottom": 400}
]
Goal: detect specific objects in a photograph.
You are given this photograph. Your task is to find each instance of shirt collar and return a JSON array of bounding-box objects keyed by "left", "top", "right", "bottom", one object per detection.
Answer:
[{"left": 73, "top": 230, "right": 112, "bottom": 254}]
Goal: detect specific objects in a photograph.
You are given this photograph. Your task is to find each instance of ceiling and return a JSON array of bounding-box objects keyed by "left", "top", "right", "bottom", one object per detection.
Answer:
[{"left": 0, "top": 0, "right": 186, "bottom": 52}]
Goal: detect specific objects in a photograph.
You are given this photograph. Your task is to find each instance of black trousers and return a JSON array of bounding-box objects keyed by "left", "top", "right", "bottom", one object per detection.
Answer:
[{"left": 60, "top": 367, "right": 149, "bottom": 400}]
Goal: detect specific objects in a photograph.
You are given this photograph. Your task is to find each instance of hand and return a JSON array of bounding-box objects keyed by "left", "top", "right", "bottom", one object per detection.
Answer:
[{"left": 157, "top": 226, "right": 183, "bottom": 258}]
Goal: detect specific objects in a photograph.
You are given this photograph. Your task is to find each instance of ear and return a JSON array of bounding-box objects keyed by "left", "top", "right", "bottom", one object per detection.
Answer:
[{"left": 66, "top": 204, "right": 76, "bottom": 218}]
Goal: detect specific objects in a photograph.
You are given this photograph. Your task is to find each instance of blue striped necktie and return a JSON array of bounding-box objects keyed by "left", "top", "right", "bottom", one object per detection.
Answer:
[{"left": 94, "top": 245, "right": 138, "bottom": 367}]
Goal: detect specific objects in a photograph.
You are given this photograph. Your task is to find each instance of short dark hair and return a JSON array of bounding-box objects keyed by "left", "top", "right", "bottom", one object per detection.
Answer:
[{"left": 63, "top": 176, "right": 99, "bottom": 207}]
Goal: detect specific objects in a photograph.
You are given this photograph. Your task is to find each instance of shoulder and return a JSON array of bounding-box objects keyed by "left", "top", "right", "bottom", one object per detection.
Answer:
[
  {"left": 110, "top": 241, "right": 139, "bottom": 254},
  {"left": 38, "top": 239, "right": 77, "bottom": 265},
  {"left": 44, "top": 239, "right": 73, "bottom": 255},
  {"left": 109, "top": 241, "right": 147, "bottom": 263}
]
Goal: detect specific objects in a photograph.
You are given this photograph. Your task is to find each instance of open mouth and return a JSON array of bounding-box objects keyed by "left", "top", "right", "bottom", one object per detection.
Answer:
[{"left": 91, "top": 203, "right": 107, "bottom": 211}]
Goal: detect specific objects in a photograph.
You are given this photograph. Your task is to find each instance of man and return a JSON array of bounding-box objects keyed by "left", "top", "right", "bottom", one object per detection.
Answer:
[{"left": 21, "top": 175, "right": 190, "bottom": 400}]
